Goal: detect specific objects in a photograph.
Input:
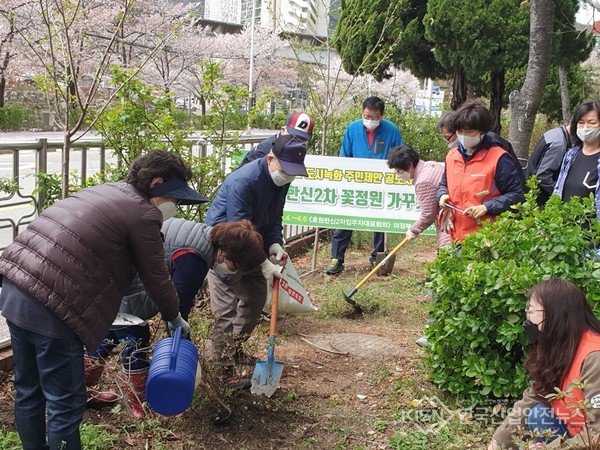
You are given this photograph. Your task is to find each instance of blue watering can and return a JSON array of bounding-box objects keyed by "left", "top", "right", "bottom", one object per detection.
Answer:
[{"left": 146, "top": 327, "right": 198, "bottom": 416}]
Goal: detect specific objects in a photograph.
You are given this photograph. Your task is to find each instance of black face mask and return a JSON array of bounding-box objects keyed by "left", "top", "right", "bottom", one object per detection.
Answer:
[{"left": 523, "top": 319, "right": 542, "bottom": 344}]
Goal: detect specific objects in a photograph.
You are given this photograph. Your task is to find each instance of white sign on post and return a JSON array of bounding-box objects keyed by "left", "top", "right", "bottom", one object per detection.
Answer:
[{"left": 282, "top": 155, "right": 434, "bottom": 235}]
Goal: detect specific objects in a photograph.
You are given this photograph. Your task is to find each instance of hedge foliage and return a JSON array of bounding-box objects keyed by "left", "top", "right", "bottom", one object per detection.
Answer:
[
  {"left": 427, "top": 184, "right": 600, "bottom": 404},
  {"left": 0, "top": 106, "right": 34, "bottom": 130}
]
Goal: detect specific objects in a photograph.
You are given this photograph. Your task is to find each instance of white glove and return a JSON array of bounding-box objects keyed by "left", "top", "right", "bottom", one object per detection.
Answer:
[
  {"left": 406, "top": 229, "right": 419, "bottom": 241},
  {"left": 261, "top": 259, "right": 283, "bottom": 285},
  {"left": 439, "top": 194, "right": 450, "bottom": 208},
  {"left": 167, "top": 313, "right": 191, "bottom": 338},
  {"left": 437, "top": 209, "right": 454, "bottom": 233},
  {"left": 268, "top": 243, "right": 287, "bottom": 264}
]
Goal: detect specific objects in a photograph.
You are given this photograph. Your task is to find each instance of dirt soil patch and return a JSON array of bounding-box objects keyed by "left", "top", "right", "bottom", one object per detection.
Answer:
[{"left": 0, "top": 240, "right": 437, "bottom": 449}]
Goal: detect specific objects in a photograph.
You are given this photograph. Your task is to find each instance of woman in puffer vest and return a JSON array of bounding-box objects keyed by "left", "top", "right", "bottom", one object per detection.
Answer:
[{"left": 0, "top": 151, "right": 206, "bottom": 450}]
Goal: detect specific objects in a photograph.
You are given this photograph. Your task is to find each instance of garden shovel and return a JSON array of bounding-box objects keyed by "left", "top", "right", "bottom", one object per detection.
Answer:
[
  {"left": 343, "top": 237, "right": 410, "bottom": 313},
  {"left": 251, "top": 266, "right": 285, "bottom": 397}
]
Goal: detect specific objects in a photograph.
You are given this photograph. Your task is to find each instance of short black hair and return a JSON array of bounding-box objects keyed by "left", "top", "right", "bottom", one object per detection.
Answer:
[
  {"left": 451, "top": 99, "right": 492, "bottom": 133},
  {"left": 362, "top": 96, "right": 385, "bottom": 115},
  {"left": 437, "top": 111, "right": 456, "bottom": 133},
  {"left": 387, "top": 145, "right": 420, "bottom": 171},
  {"left": 570, "top": 100, "right": 600, "bottom": 146}
]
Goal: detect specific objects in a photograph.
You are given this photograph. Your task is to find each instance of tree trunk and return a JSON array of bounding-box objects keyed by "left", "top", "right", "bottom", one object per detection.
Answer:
[
  {"left": 62, "top": 133, "right": 71, "bottom": 199},
  {"left": 558, "top": 64, "right": 571, "bottom": 123},
  {"left": 451, "top": 64, "right": 468, "bottom": 110},
  {"left": 508, "top": 0, "right": 555, "bottom": 160},
  {"left": 489, "top": 69, "right": 505, "bottom": 134}
]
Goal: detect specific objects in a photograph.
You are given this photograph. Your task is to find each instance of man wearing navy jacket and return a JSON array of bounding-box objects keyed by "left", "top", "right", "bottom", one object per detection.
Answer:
[{"left": 204, "top": 135, "right": 308, "bottom": 367}]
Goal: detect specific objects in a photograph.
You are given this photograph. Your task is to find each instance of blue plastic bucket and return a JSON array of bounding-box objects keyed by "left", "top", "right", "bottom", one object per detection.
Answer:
[{"left": 145, "top": 327, "right": 198, "bottom": 416}]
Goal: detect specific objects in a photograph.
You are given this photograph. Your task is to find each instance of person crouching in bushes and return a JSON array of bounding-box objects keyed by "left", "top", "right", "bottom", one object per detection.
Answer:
[
  {"left": 488, "top": 279, "right": 600, "bottom": 449},
  {"left": 87, "top": 219, "right": 265, "bottom": 419}
]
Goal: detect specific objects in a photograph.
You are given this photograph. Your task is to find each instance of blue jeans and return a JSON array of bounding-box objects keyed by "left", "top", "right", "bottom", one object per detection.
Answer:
[
  {"left": 330, "top": 229, "right": 384, "bottom": 263},
  {"left": 8, "top": 321, "right": 86, "bottom": 450},
  {"left": 527, "top": 402, "right": 569, "bottom": 443}
]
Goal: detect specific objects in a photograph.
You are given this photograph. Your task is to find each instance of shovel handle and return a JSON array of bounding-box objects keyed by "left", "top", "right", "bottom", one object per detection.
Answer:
[
  {"left": 353, "top": 237, "right": 409, "bottom": 292},
  {"left": 270, "top": 277, "right": 280, "bottom": 336}
]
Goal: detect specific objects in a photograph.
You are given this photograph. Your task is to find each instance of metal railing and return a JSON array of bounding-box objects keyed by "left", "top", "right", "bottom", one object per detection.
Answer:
[
  {"left": 0, "top": 132, "right": 314, "bottom": 249},
  {"left": 0, "top": 132, "right": 318, "bottom": 350}
]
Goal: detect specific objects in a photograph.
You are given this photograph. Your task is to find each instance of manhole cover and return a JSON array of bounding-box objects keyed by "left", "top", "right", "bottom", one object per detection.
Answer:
[{"left": 301, "top": 333, "right": 403, "bottom": 358}]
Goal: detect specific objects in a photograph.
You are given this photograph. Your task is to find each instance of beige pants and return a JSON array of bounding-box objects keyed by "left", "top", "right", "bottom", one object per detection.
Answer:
[{"left": 207, "top": 265, "right": 267, "bottom": 363}]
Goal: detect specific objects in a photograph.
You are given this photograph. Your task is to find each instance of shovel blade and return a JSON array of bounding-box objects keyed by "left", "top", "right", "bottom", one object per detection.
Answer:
[{"left": 250, "top": 360, "right": 284, "bottom": 398}]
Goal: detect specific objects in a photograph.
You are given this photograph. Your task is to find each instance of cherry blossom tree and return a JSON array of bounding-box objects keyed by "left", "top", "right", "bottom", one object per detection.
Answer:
[{"left": 6, "top": 0, "right": 175, "bottom": 197}]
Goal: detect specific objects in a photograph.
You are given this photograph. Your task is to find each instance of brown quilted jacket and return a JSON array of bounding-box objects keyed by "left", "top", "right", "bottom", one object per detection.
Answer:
[{"left": 0, "top": 182, "right": 180, "bottom": 351}]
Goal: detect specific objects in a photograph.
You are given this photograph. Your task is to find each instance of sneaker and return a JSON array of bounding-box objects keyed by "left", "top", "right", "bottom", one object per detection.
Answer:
[
  {"left": 326, "top": 258, "right": 344, "bottom": 275},
  {"left": 416, "top": 336, "right": 431, "bottom": 348}
]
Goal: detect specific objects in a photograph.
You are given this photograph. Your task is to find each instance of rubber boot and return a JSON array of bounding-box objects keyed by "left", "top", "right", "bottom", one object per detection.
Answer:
[
  {"left": 122, "top": 366, "right": 149, "bottom": 420},
  {"left": 84, "top": 355, "right": 120, "bottom": 409}
]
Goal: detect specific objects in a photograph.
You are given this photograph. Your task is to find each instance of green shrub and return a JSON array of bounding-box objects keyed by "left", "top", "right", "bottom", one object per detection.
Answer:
[
  {"left": 0, "top": 427, "right": 21, "bottom": 450},
  {"left": 0, "top": 106, "right": 34, "bottom": 130},
  {"left": 393, "top": 108, "right": 448, "bottom": 162},
  {"left": 427, "top": 183, "right": 600, "bottom": 404}
]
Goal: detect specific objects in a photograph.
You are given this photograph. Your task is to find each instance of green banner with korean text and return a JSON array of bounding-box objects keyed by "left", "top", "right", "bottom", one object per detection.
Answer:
[{"left": 283, "top": 155, "right": 435, "bottom": 235}]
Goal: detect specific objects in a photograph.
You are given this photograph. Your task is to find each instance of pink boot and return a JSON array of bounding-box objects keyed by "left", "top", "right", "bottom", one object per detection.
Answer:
[{"left": 122, "top": 366, "right": 149, "bottom": 419}]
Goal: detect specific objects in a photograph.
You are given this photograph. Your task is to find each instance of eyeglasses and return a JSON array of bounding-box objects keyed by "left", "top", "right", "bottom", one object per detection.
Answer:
[
  {"left": 525, "top": 308, "right": 544, "bottom": 318},
  {"left": 442, "top": 133, "right": 456, "bottom": 142},
  {"left": 363, "top": 114, "right": 382, "bottom": 121}
]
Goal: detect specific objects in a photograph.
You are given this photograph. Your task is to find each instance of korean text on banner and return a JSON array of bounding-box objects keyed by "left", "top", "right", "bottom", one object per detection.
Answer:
[{"left": 282, "top": 155, "right": 434, "bottom": 235}]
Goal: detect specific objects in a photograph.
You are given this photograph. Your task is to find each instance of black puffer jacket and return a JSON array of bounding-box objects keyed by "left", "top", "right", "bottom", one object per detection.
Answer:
[{"left": 0, "top": 182, "right": 180, "bottom": 350}]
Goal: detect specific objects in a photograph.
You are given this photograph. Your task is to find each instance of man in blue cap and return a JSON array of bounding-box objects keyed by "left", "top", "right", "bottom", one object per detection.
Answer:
[{"left": 205, "top": 134, "right": 308, "bottom": 370}]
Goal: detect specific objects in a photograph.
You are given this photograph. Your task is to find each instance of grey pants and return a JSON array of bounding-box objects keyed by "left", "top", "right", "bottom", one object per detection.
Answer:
[{"left": 207, "top": 265, "right": 267, "bottom": 363}]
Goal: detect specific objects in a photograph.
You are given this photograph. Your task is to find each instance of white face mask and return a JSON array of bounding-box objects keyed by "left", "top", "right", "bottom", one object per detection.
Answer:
[
  {"left": 396, "top": 170, "right": 411, "bottom": 181},
  {"left": 271, "top": 171, "right": 296, "bottom": 187},
  {"left": 576, "top": 127, "right": 600, "bottom": 143},
  {"left": 363, "top": 118, "right": 381, "bottom": 130},
  {"left": 153, "top": 199, "right": 177, "bottom": 221},
  {"left": 447, "top": 138, "right": 458, "bottom": 149},
  {"left": 213, "top": 260, "right": 237, "bottom": 276},
  {"left": 457, "top": 133, "right": 482, "bottom": 150}
]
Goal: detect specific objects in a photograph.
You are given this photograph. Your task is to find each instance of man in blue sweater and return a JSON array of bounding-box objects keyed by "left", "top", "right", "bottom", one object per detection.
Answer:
[
  {"left": 326, "top": 96, "right": 403, "bottom": 275},
  {"left": 204, "top": 135, "right": 308, "bottom": 366}
]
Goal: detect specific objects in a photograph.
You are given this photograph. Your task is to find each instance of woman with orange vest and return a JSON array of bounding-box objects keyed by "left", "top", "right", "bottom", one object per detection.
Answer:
[
  {"left": 488, "top": 279, "right": 600, "bottom": 449},
  {"left": 437, "top": 100, "right": 524, "bottom": 242}
]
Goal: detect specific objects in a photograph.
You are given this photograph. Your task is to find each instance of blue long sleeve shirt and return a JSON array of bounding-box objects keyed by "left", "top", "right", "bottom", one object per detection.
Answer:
[{"left": 339, "top": 118, "right": 402, "bottom": 159}]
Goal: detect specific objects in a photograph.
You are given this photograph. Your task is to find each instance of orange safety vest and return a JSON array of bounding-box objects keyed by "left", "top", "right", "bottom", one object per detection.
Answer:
[
  {"left": 550, "top": 330, "right": 600, "bottom": 437},
  {"left": 445, "top": 146, "right": 506, "bottom": 241}
]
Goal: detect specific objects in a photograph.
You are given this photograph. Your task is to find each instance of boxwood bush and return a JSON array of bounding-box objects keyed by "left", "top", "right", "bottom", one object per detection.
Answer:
[{"left": 427, "top": 185, "right": 600, "bottom": 404}]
